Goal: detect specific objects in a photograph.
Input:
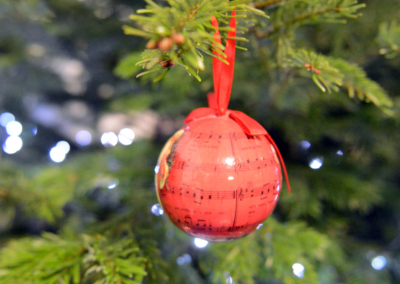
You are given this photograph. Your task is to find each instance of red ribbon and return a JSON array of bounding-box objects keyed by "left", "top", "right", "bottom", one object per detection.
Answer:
[{"left": 184, "top": 12, "right": 291, "bottom": 193}]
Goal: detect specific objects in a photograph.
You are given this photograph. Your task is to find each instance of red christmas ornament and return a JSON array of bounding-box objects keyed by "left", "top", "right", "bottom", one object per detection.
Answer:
[{"left": 155, "top": 12, "right": 290, "bottom": 242}]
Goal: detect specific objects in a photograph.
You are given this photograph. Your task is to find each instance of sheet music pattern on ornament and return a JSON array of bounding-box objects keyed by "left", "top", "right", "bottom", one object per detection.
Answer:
[
  {"left": 161, "top": 183, "right": 278, "bottom": 202},
  {"left": 172, "top": 158, "right": 275, "bottom": 172},
  {"left": 156, "top": 115, "right": 282, "bottom": 242}
]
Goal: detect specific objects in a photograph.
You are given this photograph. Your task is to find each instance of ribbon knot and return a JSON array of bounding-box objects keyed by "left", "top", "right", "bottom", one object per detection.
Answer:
[{"left": 184, "top": 12, "right": 291, "bottom": 193}]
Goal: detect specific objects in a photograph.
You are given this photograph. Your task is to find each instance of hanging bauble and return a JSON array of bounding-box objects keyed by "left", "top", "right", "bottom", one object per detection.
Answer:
[{"left": 155, "top": 12, "right": 290, "bottom": 242}]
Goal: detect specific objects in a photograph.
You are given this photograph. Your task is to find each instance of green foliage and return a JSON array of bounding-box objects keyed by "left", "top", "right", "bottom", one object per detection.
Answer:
[
  {"left": 280, "top": 166, "right": 383, "bottom": 221},
  {"left": 285, "top": 50, "right": 393, "bottom": 110},
  {"left": 256, "top": 0, "right": 365, "bottom": 37},
  {"left": 376, "top": 21, "right": 400, "bottom": 58},
  {"left": 327, "top": 57, "right": 393, "bottom": 110},
  {"left": 0, "top": 233, "right": 84, "bottom": 284},
  {"left": 114, "top": 53, "right": 143, "bottom": 80},
  {"left": 0, "top": 0, "right": 399, "bottom": 284},
  {"left": 286, "top": 49, "right": 343, "bottom": 93},
  {"left": 206, "top": 218, "right": 343, "bottom": 284},
  {"left": 0, "top": 162, "right": 75, "bottom": 223},
  {"left": 115, "top": 0, "right": 393, "bottom": 112},
  {"left": 0, "top": 232, "right": 147, "bottom": 284},
  {"left": 83, "top": 234, "right": 147, "bottom": 284},
  {"left": 122, "top": 0, "right": 265, "bottom": 81}
]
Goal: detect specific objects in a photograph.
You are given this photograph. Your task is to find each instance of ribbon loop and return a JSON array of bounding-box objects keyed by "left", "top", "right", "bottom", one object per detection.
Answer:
[
  {"left": 211, "top": 11, "right": 236, "bottom": 115},
  {"left": 184, "top": 12, "right": 291, "bottom": 193}
]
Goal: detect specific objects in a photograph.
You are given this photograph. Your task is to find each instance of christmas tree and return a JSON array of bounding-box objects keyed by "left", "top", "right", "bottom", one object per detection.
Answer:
[{"left": 0, "top": 0, "right": 399, "bottom": 283}]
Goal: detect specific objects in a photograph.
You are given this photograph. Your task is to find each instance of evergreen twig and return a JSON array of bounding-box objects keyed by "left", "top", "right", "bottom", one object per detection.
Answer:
[{"left": 377, "top": 21, "right": 400, "bottom": 58}]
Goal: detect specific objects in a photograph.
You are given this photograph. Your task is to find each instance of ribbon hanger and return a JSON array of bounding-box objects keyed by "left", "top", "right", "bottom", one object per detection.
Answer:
[
  {"left": 211, "top": 12, "right": 236, "bottom": 115},
  {"left": 184, "top": 12, "right": 291, "bottom": 193}
]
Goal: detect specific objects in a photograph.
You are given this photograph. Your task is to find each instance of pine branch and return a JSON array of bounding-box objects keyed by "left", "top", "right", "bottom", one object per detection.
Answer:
[
  {"left": 286, "top": 49, "right": 393, "bottom": 110},
  {"left": 0, "top": 233, "right": 85, "bottom": 284},
  {"left": 0, "top": 163, "right": 74, "bottom": 223},
  {"left": 256, "top": 0, "right": 365, "bottom": 38},
  {"left": 280, "top": 166, "right": 383, "bottom": 221},
  {"left": 377, "top": 21, "right": 400, "bottom": 58},
  {"left": 327, "top": 57, "right": 394, "bottom": 110},
  {"left": 123, "top": 0, "right": 265, "bottom": 81},
  {"left": 254, "top": 0, "right": 287, "bottom": 9},
  {"left": 0, "top": 232, "right": 148, "bottom": 284},
  {"left": 286, "top": 49, "right": 343, "bottom": 94},
  {"left": 207, "top": 218, "right": 344, "bottom": 284}
]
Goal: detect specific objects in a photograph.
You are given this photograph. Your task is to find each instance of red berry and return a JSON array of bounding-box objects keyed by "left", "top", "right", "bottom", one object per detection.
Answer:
[
  {"left": 171, "top": 34, "right": 185, "bottom": 44},
  {"left": 159, "top": 38, "right": 172, "bottom": 51},
  {"left": 146, "top": 40, "right": 157, "bottom": 49}
]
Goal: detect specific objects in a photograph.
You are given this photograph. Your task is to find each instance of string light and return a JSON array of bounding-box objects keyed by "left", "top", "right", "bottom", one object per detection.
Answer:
[
  {"left": 75, "top": 130, "right": 92, "bottom": 146},
  {"left": 292, "top": 263, "right": 305, "bottom": 278},
  {"left": 371, "top": 256, "right": 387, "bottom": 270},
  {"left": 151, "top": 204, "right": 164, "bottom": 216},
  {"left": 309, "top": 157, "right": 323, "bottom": 169},
  {"left": 3, "top": 136, "right": 23, "bottom": 154},
  {"left": 118, "top": 128, "right": 135, "bottom": 145},
  {"left": 194, "top": 238, "right": 208, "bottom": 248}
]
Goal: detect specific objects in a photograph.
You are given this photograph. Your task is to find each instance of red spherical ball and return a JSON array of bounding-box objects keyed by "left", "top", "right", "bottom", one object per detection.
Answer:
[{"left": 155, "top": 114, "right": 282, "bottom": 242}]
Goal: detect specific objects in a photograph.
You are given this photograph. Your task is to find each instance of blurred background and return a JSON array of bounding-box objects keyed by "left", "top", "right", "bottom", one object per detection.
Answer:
[{"left": 0, "top": 0, "right": 400, "bottom": 283}]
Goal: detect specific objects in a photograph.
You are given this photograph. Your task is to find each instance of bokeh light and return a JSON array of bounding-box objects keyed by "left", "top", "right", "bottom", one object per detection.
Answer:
[
  {"left": 6, "top": 121, "right": 23, "bottom": 136},
  {"left": 118, "top": 128, "right": 135, "bottom": 145},
  {"left": 49, "top": 147, "right": 66, "bottom": 163},
  {"left": 56, "top": 141, "right": 70, "bottom": 154},
  {"left": 299, "top": 140, "right": 311, "bottom": 150},
  {"left": 194, "top": 238, "right": 208, "bottom": 248},
  {"left": 309, "top": 157, "right": 323, "bottom": 169},
  {"left": 0, "top": 112, "right": 15, "bottom": 127},
  {"left": 151, "top": 204, "right": 164, "bottom": 216},
  {"left": 371, "top": 256, "right": 387, "bottom": 270},
  {"left": 176, "top": 254, "right": 192, "bottom": 266},
  {"left": 292, "top": 263, "right": 305, "bottom": 278},
  {"left": 75, "top": 130, "right": 92, "bottom": 146},
  {"left": 3, "top": 136, "right": 23, "bottom": 154},
  {"left": 101, "top": 132, "right": 118, "bottom": 147},
  {"left": 107, "top": 178, "right": 119, "bottom": 189}
]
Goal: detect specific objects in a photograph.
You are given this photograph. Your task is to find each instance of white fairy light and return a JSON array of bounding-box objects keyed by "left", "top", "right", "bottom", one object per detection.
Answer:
[
  {"left": 151, "top": 204, "right": 164, "bottom": 216},
  {"left": 194, "top": 238, "right": 208, "bottom": 248},
  {"left": 371, "top": 256, "right": 387, "bottom": 270},
  {"left": 75, "top": 130, "right": 92, "bottom": 146},
  {"left": 107, "top": 179, "right": 119, "bottom": 189},
  {"left": 118, "top": 128, "right": 135, "bottom": 145},
  {"left": 6, "top": 121, "right": 23, "bottom": 136},
  {"left": 56, "top": 141, "right": 70, "bottom": 154},
  {"left": 3, "top": 136, "right": 23, "bottom": 154},
  {"left": 101, "top": 132, "right": 118, "bottom": 147},
  {"left": 309, "top": 157, "right": 323, "bottom": 169},
  {"left": 49, "top": 147, "right": 66, "bottom": 163},
  {"left": 292, "top": 263, "right": 305, "bottom": 278},
  {"left": 0, "top": 112, "right": 15, "bottom": 127}
]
